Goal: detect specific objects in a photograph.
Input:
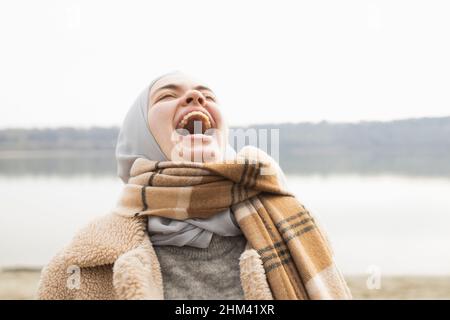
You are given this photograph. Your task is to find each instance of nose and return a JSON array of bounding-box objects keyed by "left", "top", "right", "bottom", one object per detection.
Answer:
[{"left": 182, "top": 90, "right": 205, "bottom": 107}]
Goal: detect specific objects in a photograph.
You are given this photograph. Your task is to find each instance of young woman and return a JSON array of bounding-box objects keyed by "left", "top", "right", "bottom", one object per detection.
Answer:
[{"left": 37, "top": 72, "right": 351, "bottom": 300}]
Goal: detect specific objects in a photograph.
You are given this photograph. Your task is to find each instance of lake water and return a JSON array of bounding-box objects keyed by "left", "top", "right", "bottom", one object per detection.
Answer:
[{"left": 1, "top": 171, "right": 450, "bottom": 276}]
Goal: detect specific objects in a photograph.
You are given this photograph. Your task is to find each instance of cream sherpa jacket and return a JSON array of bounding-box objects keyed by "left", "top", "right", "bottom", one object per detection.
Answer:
[{"left": 36, "top": 213, "right": 273, "bottom": 300}]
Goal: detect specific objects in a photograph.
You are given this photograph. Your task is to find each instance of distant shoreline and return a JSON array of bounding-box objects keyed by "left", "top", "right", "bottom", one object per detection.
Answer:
[
  {"left": 0, "top": 149, "right": 113, "bottom": 159},
  {"left": 1, "top": 117, "right": 450, "bottom": 178}
]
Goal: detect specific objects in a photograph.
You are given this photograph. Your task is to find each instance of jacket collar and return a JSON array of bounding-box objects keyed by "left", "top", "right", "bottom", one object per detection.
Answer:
[{"left": 63, "top": 212, "right": 148, "bottom": 268}]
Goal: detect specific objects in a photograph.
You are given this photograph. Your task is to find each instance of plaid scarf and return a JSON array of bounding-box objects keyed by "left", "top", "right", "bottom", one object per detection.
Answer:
[{"left": 115, "top": 147, "right": 352, "bottom": 300}]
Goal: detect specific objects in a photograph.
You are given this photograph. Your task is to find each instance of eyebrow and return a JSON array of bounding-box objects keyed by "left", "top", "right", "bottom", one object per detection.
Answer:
[
  {"left": 152, "top": 84, "right": 215, "bottom": 97},
  {"left": 193, "top": 85, "right": 214, "bottom": 93},
  {"left": 152, "top": 84, "right": 180, "bottom": 96}
]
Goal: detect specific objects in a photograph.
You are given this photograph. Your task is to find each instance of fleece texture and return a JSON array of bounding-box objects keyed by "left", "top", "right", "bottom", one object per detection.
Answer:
[{"left": 36, "top": 212, "right": 272, "bottom": 300}]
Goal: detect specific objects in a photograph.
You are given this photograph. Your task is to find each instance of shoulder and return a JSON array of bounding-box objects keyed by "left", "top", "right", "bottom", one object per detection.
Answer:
[
  {"left": 238, "top": 146, "right": 289, "bottom": 190},
  {"left": 64, "top": 213, "right": 147, "bottom": 267},
  {"left": 36, "top": 212, "right": 147, "bottom": 299}
]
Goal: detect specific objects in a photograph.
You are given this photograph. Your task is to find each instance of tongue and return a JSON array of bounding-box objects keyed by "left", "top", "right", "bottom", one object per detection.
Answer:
[{"left": 184, "top": 118, "right": 207, "bottom": 135}]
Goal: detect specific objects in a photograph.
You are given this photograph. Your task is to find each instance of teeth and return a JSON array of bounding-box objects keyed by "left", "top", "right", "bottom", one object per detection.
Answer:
[{"left": 177, "top": 111, "right": 212, "bottom": 130}]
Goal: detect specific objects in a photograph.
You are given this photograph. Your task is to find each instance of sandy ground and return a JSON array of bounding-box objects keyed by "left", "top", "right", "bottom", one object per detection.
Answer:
[{"left": 1, "top": 269, "right": 449, "bottom": 300}]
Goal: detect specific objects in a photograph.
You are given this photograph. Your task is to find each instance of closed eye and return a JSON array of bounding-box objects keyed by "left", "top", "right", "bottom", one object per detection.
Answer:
[
  {"left": 204, "top": 94, "right": 216, "bottom": 102},
  {"left": 157, "top": 94, "right": 177, "bottom": 102}
]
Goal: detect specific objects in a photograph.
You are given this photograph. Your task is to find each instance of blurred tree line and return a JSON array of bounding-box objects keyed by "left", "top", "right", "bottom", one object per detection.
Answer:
[
  {"left": 1, "top": 117, "right": 449, "bottom": 152},
  {"left": 0, "top": 117, "right": 449, "bottom": 176},
  {"left": 0, "top": 126, "right": 118, "bottom": 151}
]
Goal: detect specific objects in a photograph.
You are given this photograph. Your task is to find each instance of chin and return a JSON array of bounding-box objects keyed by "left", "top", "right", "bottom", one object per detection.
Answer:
[{"left": 172, "top": 145, "right": 222, "bottom": 163}]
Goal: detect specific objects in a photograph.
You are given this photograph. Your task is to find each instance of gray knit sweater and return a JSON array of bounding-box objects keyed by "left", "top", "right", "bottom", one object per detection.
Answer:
[{"left": 153, "top": 233, "right": 247, "bottom": 300}]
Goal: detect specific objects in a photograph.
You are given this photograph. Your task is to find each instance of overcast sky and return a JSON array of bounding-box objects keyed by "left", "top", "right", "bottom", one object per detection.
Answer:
[{"left": 0, "top": 0, "right": 449, "bottom": 128}]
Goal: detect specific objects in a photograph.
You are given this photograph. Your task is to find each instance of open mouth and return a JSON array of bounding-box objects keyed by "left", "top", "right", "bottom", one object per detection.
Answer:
[{"left": 176, "top": 111, "right": 213, "bottom": 136}]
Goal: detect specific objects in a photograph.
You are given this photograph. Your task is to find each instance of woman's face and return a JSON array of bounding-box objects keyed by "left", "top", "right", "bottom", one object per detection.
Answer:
[{"left": 148, "top": 73, "right": 228, "bottom": 162}]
